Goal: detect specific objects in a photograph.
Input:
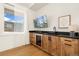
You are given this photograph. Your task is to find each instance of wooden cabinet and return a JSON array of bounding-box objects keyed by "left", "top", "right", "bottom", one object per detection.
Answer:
[
  {"left": 29, "top": 32, "right": 79, "bottom": 56},
  {"left": 29, "top": 33, "right": 36, "bottom": 44},
  {"left": 48, "top": 36, "right": 61, "bottom": 55},
  {"left": 42, "top": 34, "right": 49, "bottom": 52},
  {"left": 61, "top": 37, "right": 79, "bottom": 56}
]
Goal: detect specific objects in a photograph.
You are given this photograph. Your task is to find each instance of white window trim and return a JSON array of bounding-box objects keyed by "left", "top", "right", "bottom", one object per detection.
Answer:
[{"left": 3, "top": 4, "right": 27, "bottom": 34}]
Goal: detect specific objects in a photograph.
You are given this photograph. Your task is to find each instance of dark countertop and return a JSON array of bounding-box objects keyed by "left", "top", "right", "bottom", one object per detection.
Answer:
[{"left": 29, "top": 30, "right": 79, "bottom": 39}]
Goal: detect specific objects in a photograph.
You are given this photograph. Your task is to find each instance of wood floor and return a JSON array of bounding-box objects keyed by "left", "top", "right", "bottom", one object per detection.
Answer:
[{"left": 0, "top": 44, "right": 49, "bottom": 56}]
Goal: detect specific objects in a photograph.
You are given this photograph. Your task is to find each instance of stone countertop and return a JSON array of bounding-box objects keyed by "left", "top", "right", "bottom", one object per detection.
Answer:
[{"left": 29, "top": 31, "right": 79, "bottom": 39}]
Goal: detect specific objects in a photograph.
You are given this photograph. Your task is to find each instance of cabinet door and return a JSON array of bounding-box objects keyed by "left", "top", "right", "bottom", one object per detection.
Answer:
[
  {"left": 56, "top": 37, "right": 61, "bottom": 56},
  {"left": 29, "top": 33, "right": 36, "bottom": 44},
  {"left": 63, "top": 43, "right": 73, "bottom": 56},
  {"left": 61, "top": 37, "right": 78, "bottom": 56},
  {"left": 42, "top": 35, "right": 49, "bottom": 52},
  {"left": 48, "top": 36, "right": 59, "bottom": 55}
]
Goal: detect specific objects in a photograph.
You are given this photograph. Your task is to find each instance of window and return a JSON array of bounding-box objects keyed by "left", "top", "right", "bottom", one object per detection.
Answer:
[
  {"left": 4, "top": 6, "right": 24, "bottom": 32},
  {"left": 4, "top": 21, "right": 14, "bottom": 32}
]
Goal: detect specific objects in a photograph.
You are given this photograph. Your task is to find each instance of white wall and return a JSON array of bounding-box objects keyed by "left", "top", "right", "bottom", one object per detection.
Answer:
[
  {"left": 0, "top": 4, "right": 36, "bottom": 52},
  {"left": 32, "top": 3, "right": 79, "bottom": 32},
  {"left": 26, "top": 8, "right": 36, "bottom": 30},
  {"left": 0, "top": 34, "right": 25, "bottom": 51}
]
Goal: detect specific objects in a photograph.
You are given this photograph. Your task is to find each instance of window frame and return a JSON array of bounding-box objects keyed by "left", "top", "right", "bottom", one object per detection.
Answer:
[{"left": 3, "top": 4, "right": 27, "bottom": 34}]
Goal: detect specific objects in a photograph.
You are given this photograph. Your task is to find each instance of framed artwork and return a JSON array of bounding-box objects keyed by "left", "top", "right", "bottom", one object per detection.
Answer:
[{"left": 58, "top": 15, "right": 71, "bottom": 29}]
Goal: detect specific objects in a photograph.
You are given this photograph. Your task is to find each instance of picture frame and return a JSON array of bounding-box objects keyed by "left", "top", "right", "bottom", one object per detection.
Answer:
[{"left": 58, "top": 15, "right": 71, "bottom": 29}]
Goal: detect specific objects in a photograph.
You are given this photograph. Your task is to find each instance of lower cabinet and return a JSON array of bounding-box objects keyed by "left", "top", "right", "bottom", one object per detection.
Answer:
[
  {"left": 48, "top": 36, "right": 61, "bottom": 56},
  {"left": 42, "top": 34, "right": 49, "bottom": 52},
  {"left": 29, "top": 32, "right": 79, "bottom": 56},
  {"left": 29, "top": 33, "right": 36, "bottom": 44},
  {"left": 61, "top": 37, "right": 79, "bottom": 56}
]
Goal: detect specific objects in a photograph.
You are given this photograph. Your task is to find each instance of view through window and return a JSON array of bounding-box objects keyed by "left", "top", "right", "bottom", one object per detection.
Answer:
[{"left": 4, "top": 5, "right": 24, "bottom": 32}]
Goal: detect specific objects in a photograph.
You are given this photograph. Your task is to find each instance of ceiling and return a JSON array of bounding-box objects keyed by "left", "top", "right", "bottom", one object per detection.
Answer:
[{"left": 17, "top": 3, "right": 48, "bottom": 11}]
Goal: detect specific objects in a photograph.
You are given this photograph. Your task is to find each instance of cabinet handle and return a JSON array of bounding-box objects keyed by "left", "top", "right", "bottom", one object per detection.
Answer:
[
  {"left": 65, "top": 40, "right": 71, "bottom": 42},
  {"left": 48, "top": 37, "right": 51, "bottom": 40},
  {"left": 64, "top": 43, "right": 72, "bottom": 46}
]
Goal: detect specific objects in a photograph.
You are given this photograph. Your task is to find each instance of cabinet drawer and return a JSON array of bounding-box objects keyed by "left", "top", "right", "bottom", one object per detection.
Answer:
[
  {"left": 63, "top": 39, "right": 72, "bottom": 45},
  {"left": 64, "top": 41, "right": 72, "bottom": 45}
]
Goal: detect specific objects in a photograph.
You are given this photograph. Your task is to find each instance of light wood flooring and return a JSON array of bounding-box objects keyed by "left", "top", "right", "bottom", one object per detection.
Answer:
[{"left": 0, "top": 44, "right": 49, "bottom": 56}]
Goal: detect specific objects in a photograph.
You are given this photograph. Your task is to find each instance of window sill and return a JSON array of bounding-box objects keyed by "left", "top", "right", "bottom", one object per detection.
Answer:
[{"left": 2, "top": 32, "right": 26, "bottom": 34}]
